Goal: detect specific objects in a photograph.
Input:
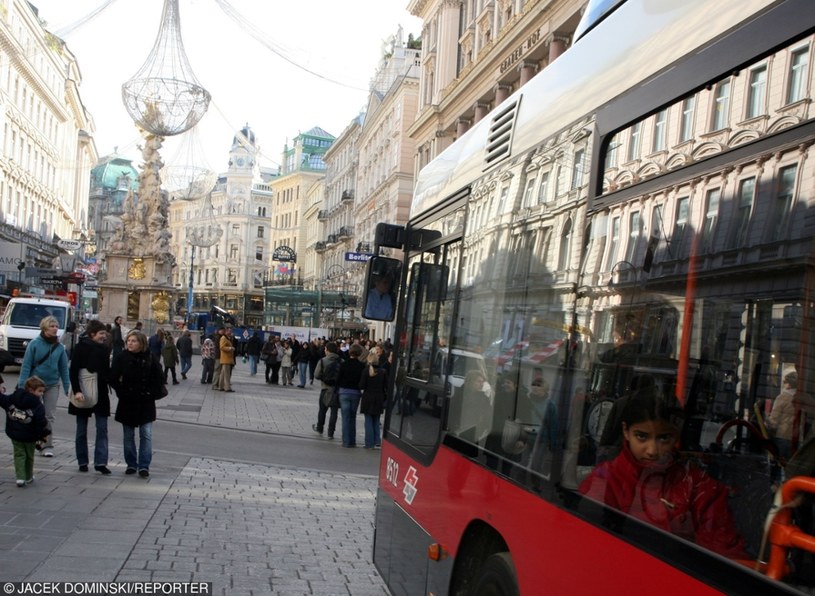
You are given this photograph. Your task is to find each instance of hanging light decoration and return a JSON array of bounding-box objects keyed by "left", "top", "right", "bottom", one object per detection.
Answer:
[
  {"left": 161, "top": 126, "right": 217, "bottom": 201},
  {"left": 186, "top": 194, "right": 223, "bottom": 249},
  {"left": 121, "top": 0, "right": 210, "bottom": 136}
]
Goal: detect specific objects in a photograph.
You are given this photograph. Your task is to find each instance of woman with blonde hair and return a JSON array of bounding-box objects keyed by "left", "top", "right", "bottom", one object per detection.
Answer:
[
  {"left": 17, "top": 315, "right": 70, "bottom": 458},
  {"left": 110, "top": 330, "right": 164, "bottom": 477}
]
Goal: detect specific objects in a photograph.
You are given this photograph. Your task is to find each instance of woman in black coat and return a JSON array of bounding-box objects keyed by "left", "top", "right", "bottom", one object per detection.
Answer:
[
  {"left": 110, "top": 330, "right": 164, "bottom": 478},
  {"left": 69, "top": 320, "right": 112, "bottom": 474},
  {"left": 360, "top": 345, "right": 388, "bottom": 449}
]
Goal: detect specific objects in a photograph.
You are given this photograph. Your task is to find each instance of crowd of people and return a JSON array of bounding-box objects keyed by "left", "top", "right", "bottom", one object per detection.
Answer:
[{"left": 0, "top": 315, "right": 393, "bottom": 487}]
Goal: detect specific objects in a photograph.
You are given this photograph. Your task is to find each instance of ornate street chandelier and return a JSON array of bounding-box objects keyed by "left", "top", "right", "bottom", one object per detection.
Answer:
[
  {"left": 121, "top": 0, "right": 210, "bottom": 136},
  {"left": 161, "top": 126, "right": 217, "bottom": 201}
]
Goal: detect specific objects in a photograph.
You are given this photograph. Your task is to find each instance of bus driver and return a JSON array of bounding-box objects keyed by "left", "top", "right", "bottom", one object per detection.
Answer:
[{"left": 364, "top": 272, "right": 395, "bottom": 320}]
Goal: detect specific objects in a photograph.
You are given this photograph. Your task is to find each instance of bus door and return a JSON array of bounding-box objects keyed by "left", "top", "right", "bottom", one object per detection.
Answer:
[{"left": 388, "top": 208, "right": 465, "bottom": 458}]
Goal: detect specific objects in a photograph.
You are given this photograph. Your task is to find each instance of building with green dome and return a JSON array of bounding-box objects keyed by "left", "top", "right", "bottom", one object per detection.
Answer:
[{"left": 88, "top": 153, "right": 139, "bottom": 259}]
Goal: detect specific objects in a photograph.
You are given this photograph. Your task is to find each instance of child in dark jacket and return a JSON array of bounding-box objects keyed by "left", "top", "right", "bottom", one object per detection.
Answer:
[{"left": 0, "top": 376, "right": 51, "bottom": 486}]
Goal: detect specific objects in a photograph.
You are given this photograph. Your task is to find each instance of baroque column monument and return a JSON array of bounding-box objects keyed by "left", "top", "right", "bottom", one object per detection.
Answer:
[
  {"left": 98, "top": 134, "right": 175, "bottom": 326},
  {"left": 97, "top": 0, "right": 210, "bottom": 329}
]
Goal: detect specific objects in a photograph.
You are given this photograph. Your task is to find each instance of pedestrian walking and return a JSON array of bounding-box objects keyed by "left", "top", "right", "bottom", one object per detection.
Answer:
[
  {"left": 280, "top": 340, "right": 293, "bottom": 386},
  {"left": 211, "top": 328, "right": 223, "bottom": 388},
  {"left": 17, "top": 315, "right": 70, "bottom": 458},
  {"left": 217, "top": 328, "right": 236, "bottom": 392},
  {"left": 162, "top": 334, "right": 180, "bottom": 385},
  {"left": 110, "top": 330, "right": 165, "bottom": 478},
  {"left": 177, "top": 330, "right": 193, "bottom": 380},
  {"left": 68, "top": 320, "right": 112, "bottom": 474},
  {"left": 337, "top": 344, "right": 366, "bottom": 448},
  {"left": 295, "top": 340, "right": 310, "bottom": 388},
  {"left": 0, "top": 376, "right": 50, "bottom": 486},
  {"left": 147, "top": 328, "right": 164, "bottom": 365},
  {"left": 270, "top": 339, "right": 283, "bottom": 385},
  {"left": 308, "top": 339, "right": 323, "bottom": 385},
  {"left": 360, "top": 346, "right": 388, "bottom": 449},
  {"left": 312, "top": 342, "right": 342, "bottom": 439},
  {"left": 261, "top": 336, "right": 276, "bottom": 384},
  {"left": 200, "top": 337, "right": 215, "bottom": 384},
  {"left": 111, "top": 316, "right": 125, "bottom": 359},
  {"left": 246, "top": 331, "right": 263, "bottom": 376}
]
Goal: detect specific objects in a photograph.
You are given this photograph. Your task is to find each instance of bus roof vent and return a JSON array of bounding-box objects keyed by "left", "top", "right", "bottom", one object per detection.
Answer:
[{"left": 484, "top": 97, "right": 520, "bottom": 169}]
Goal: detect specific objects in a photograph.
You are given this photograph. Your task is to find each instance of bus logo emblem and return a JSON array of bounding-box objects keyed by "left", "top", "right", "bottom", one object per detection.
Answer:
[{"left": 403, "top": 466, "right": 419, "bottom": 505}]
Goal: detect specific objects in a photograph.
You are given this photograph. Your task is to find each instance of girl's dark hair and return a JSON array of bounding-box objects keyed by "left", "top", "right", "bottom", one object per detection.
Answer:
[
  {"left": 85, "top": 320, "right": 106, "bottom": 336},
  {"left": 621, "top": 387, "right": 684, "bottom": 430}
]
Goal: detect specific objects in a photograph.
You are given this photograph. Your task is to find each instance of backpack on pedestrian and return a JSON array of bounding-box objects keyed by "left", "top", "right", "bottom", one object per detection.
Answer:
[{"left": 321, "top": 357, "right": 342, "bottom": 387}]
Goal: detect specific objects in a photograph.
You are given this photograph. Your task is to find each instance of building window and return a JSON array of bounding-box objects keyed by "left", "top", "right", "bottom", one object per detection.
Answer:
[
  {"left": 538, "top": 171, "right": 550, "bottom": 204},
  {"left": 605, "top": 216, "right": 620, "bottom": 271},
  {"left": 255, "top": 246, "right": 263, "bottom": 261},
  {"left": 746, "top": 65, "right": 767, "bottom": 119},
  {"left": 227, "top": 269, "right": 237, "bottom": 285},
  {"left": 558, "top": 218, "right": 573, "bottom": 271},
  {"left": 605, "top": 134, "right": 619, "bottom": 168},
  {"left": 625, "top": 211, "right": 641, "bottom": 263},
  {"left": 787, "top": 46, "right": 810, "bottom": 104},
  {"left": 627, "top": 122, "right": 642, "bottom": 161},
  {"left": 711, "top": 79, "right": 731, "bottom": 131},
  {"left": 652, "top": 109, "right": 667, "bottom": 152},
  {"left": 729, "top": 177, "right": 755, "bottom": 249},
  {"left": 257, "top": 226, "right": 264, "bottom": 239},
  {"left": 771, "top": 164, "right": 798, "bottom": 241},
  {"left": 571, "top": 149, "right": 585, "bottom": 190},
  {"left": 229, "top": 245, "right": 238, "bottom": 260},
  {"left": 524, "top": 175, "right": 537, "bottom": 207},
  {"left": 672, "top": 197, "right": 690, "bottom": 258},
  {"left": 702, "top": 188, "right": 721, "bottom": 253}
]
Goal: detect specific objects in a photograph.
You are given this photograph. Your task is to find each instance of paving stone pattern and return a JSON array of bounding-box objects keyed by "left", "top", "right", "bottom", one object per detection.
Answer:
[{"left": 0, "top": 362, "right": 390, "bottom": 595}]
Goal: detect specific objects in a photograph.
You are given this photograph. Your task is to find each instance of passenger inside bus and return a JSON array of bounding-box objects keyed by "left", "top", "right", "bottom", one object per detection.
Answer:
[{"left": 579, "top": 388, "right": 747, "bottom": 559}]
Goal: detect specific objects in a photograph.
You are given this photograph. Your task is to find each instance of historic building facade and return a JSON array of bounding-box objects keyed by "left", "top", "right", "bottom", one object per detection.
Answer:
[
  {"left": 168, "top": 126, "right": 273, "bottom": 327},
  {"left": 407, "top": 0, "right": 584, "bottom": 171},
  {"left": 0, "top": 0, "right": 96, "bottom": 287}
]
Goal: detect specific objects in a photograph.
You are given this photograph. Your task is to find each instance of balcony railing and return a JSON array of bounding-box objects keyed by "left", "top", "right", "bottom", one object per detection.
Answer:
[
  {"left": 341, "top": 190, "right": 354, "bottom": 201},
  {"left": 318, "top": 210, "right": 329, "bottom": 220},
  {"left": 338, "top": 225, "right": 354, "bottom": 239},
  {"left": 326, "top": 234, "right": 339, "bottom": 245},
  {"left": 315, "top": 241, "right": 327, "bottom": 253}
]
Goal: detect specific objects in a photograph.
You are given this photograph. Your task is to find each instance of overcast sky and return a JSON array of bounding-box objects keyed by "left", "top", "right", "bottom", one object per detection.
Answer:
[{"left": 31, "top": 0, "right": 421, "bottom": 174}]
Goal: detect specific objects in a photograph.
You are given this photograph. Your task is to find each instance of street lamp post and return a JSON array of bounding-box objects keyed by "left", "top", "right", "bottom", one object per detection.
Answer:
[{"left": 187, "top": 244, "right": 196, "bottom": 316}]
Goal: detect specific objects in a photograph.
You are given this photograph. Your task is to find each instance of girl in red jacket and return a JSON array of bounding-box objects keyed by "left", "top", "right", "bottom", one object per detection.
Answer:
[{"left": 579, "top": 389, "right": 746, "bottom": 559}]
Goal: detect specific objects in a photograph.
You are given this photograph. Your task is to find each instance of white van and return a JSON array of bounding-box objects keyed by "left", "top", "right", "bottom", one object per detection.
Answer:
[{"left": 0, "top": 296, "right": 77, "bottom": 363}]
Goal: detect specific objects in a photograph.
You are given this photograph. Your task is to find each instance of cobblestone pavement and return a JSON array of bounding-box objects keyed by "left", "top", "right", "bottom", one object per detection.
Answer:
[{"left": 0, "top": 360, "right": 389, "bottom": 595}]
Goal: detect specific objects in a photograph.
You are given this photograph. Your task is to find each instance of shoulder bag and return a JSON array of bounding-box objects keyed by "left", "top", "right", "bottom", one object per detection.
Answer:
[{"left": 70, "top": 368, "right": 98, "bottom": 409}]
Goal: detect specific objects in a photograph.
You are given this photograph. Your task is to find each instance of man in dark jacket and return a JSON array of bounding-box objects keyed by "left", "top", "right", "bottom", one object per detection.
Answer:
[
  {"left": 312, "top": 342, "right": 342, "bottom": 439},
  {"left": 246, "top": 331, "right": 263, "bottom": 376},
  {"left": 176, "top": 330, "right": 193, "bottom": 380}
]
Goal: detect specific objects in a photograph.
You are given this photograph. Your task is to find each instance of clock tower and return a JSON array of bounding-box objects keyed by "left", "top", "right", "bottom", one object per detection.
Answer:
[{"left": 227, "top": 124, "right": 258, "bottom": 208}]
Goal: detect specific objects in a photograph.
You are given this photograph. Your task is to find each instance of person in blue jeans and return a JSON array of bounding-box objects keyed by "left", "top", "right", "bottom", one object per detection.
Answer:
[
  {"left": 68, "top": 320, "right": 112, "bottom": 474},
  {"left": 110, "top": 330, "right": 164, "bottom": 477},
  {"left": 245, "top": 331, "right": 263, "bottom": 377},
  {"left": 336, "top": 344, "right": 366, "bottom": 447},
  {"left": 295, "top": 340, "right": 310, "bottom": 388},
  {"left": 360, "top": 346, "right": 388, "bottom": 448}
]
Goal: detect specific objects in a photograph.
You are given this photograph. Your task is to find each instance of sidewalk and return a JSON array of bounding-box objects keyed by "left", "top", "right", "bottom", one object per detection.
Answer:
[{"left": 0, "top": 361, "right": 389, "bottom": 595}]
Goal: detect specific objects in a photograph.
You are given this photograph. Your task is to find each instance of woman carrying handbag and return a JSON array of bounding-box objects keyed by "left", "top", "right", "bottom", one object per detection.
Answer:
[{"left": 69, "top": 320, "right": 112, "bottom": 474}]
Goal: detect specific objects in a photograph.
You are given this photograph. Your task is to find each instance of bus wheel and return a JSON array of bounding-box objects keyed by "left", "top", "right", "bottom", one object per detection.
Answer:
[{"left": 472, "top": 552, "right": 519, "bottom": 596}]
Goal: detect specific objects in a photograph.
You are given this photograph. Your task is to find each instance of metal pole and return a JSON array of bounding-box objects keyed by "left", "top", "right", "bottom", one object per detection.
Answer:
[{"left": 187, "top": 244, "right": 195, "bottom": 316}]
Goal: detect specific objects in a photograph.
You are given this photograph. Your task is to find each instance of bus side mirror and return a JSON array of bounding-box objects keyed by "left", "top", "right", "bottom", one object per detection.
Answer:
[{"left": 362, "top": 257, "right": 401, "bottom": 322}]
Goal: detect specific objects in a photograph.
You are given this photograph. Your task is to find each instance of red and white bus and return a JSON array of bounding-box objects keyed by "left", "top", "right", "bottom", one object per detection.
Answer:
[{"left": 367, "top": 0, "right": 815, "bottom": 593}]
